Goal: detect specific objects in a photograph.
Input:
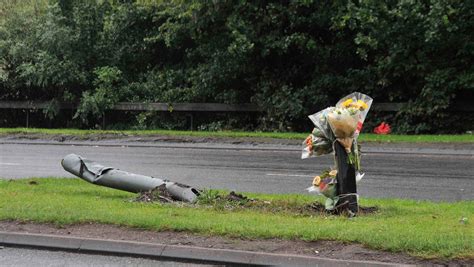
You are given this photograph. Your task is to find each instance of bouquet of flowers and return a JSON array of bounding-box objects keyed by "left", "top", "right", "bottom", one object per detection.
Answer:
[
  {"left": 326, "top": 107, "right": 359, "bottom": 153},
  {"left": 326, "top": 94, "right": 372, "bottom": 165},
  {"left": 302, "top": 92, "right": 373, "bottom": 211},
  {"left": 302, "top": 134, "right": 333, "bottom": 158},
  {"left": 307, "top": 170, "right": 366, "bottom": 210},
  {"left": 335, "top": 92, "right": 373, "bottom": 137},
  {"left": 307, "top": 170, "right": 337, "bottom": 198},
  {"left": 301, "top": 93, "right": 372, "bottom": 159},
  {"left": 306, "top": 169, "right": 338, "bottom": 209},
  {"left": 301, "top": 108, "right": 334, "bottom": 159}
]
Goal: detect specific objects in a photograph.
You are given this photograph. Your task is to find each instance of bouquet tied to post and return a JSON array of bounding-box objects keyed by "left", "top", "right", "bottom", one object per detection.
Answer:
[{"left": 302, "top": 92, "right": 373, "bottom": 210}]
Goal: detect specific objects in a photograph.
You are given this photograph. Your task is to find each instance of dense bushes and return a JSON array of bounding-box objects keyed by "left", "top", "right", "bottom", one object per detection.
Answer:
[{"left": 0, "top": 0, "right": 472, "bottom": 133}]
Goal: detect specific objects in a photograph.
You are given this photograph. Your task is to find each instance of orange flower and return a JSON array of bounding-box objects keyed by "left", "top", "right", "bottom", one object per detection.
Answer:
[{"left": 305, "top": 135, "right": 313, "bottom": 146}]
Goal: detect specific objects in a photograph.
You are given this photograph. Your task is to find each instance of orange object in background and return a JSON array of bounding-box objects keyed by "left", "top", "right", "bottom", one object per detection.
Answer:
[{"left": 374, "top": 122, "right": 391, "bottom": 134}]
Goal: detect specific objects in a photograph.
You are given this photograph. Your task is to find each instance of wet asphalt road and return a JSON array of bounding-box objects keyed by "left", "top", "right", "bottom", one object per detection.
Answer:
[
  {"left": 0, "top": 247, "right": 215, "bottom": 267},
  {"left": 0, "top": 142, "right": 473, "bottom": 201}
]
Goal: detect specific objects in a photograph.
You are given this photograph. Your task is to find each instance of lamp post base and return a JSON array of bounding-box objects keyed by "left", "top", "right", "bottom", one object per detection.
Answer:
[{"left": 334, "top": 141, "right": 358, "bottom": 215}]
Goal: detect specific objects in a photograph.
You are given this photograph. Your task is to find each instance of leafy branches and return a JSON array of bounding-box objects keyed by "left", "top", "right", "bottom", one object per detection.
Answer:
[{"left": 0, "top": 1, "right": 472, "bottom": 132}]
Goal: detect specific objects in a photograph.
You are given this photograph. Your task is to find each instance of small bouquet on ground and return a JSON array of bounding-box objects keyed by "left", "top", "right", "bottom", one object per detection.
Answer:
[
  {"left": 307, "top": 170, "right": 337, "bottom": 198},
  {"left": 306, "top": 169, "right": 338, "bottom": 210},
  {"left": 307, "top": 170, "right": 366, "bottom": 210}
]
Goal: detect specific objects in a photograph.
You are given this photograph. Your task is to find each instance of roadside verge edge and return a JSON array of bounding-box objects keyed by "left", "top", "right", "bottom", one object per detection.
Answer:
[{"left": 0, "top": 231, "right": 407, "bottom": 266}]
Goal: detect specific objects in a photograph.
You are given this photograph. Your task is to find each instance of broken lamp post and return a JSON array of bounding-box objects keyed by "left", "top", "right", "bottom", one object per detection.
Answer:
[{"left": 62, "top": 154, "right": 200, "bottom": 203}]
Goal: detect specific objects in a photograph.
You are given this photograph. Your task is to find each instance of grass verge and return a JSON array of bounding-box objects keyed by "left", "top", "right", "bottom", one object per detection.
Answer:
[
  {"left": 0, "top": 127, "right": 473, "bottom": 143},
  {"left": 0, "top": 178, "right": 472, "bottom": 259}
]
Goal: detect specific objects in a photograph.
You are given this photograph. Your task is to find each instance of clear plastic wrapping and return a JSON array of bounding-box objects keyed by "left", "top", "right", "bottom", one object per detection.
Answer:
[
  {"left": 302, "top": 92, "right": 373, "bottom": 158},
  {"left": 301, "top": 108, "right": 335, "bottom": 159}
]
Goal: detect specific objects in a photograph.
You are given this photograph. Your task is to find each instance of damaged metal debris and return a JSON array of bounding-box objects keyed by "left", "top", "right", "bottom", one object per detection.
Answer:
[{"left": 61, "top": 154, "right": 200, "bottom": 203}]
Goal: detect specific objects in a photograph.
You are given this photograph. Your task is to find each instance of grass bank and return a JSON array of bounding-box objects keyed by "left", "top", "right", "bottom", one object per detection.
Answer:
[
  {"left": 0, "top": 178, "right": 472, "bottom": 259},
  {"left": 1, "top": 128, "right": 473, "bottom": 143}
]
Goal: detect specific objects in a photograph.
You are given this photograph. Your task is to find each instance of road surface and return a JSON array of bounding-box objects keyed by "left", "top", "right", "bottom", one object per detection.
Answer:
[
  {"left": 0, "top": 141, "right": 472, "bottom": 201},
  {"left": 0, "top": 247, "right": 215, "bottom": 267}
]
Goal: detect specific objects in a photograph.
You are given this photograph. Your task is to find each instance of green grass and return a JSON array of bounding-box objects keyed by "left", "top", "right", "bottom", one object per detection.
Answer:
[
  {"left": 0, "top": 178, "right": 472, "bottom": 259},
  {"left": 1, "top": 127, "right": 473, "bottom": 143}
]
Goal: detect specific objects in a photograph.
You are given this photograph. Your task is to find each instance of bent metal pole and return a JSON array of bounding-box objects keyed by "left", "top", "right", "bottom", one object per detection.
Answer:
[
  {"left": 333, "top": 141, "right": 358, "bottom": 215},
  {"left": 61, "top": 154, "right": 200, "bottom": 203}
]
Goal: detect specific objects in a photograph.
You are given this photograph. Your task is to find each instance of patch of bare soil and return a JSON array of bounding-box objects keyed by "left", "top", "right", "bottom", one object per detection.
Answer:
[
  {"left": 134, "top": 189, "right": 379, "bottom": 217},
  {"left": 0, "top": 221, "right": 470, "bottom": 266},
  {"left": 133, "top": 184, "right": 175, "bottom": 203},
  {"left": 306, "top": 202, "right": 379, "bottom": 216}
]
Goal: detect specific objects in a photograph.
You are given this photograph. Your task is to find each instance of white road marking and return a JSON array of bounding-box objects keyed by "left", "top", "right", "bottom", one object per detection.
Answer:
[
  {"left": 0, "top": 162, "right": 20, "bottom": 166},
  {"left": 266, "top": 173, "right": 312, "bottom": 177}
]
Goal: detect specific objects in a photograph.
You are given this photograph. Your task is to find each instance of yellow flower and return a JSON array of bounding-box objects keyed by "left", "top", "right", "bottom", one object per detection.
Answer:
[
  {"left": 312, "top": 176, "right": 321, "bottom": 186},
  {"left": 329, "top": 170, "right": 337, "bottom": 176},
  {"left": 342, "top": 99, "right": 353, "bottom": 107},
  {"left": 356, "top": 100, "right": 368, "bottom": 110}
]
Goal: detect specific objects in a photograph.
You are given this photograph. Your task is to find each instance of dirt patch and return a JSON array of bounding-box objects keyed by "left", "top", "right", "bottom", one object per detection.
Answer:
[
  {"left": 0, "top": 221, "right": 470, "bottom": 266},
  {"left": 224, "top": 191, "right": 248, "bottom": 202},
  {"left": 134, "top": 190, "right": 379, "bottom": 217},
  {"left": 133, "top": 184, "right": 175, "bottom": 203},
  {"left": 306, "top": 202, "right": 378, "bottom": 216}
]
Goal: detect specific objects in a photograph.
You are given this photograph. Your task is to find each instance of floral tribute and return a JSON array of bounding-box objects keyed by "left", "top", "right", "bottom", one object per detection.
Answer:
[
  {"left": 374, "top": 122, "right": 391, "bottom": 134},
  {"left": 302, "top": 92, "right": 373, "bottom": 210}
]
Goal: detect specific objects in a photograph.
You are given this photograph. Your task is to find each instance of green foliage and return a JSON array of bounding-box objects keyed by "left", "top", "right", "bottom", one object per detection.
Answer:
[
  {"left": 196, "top": 189, "right": 222, "bottom": 205},
  {"left": 337, "top": 0, "right": 474, "bottom": 133},
  {"left": 74, "top": 66, "right": 123, "bottom": 125},
  {"left": 1, "top": 1, "right": 472, "bottom": 132}
]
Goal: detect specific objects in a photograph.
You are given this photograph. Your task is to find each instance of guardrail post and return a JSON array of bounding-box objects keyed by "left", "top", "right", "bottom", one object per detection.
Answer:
[
  {"left": 102, "top": 112, "right": 106, "bottom": 129},
  {"left": 26, "top": 109, "right": 29, "bottom": 128},
  {"left": 187, "top": 113, "right": 194, "bottom": 131}
]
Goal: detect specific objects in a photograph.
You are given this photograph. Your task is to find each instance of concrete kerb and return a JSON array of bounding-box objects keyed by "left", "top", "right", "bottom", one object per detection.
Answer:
[{"left": 0, "top": 231, "right": 410, "bottom": 267}]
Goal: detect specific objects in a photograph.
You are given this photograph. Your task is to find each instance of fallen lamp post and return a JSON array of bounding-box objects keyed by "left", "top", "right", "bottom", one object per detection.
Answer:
[{"left": 61, "top": 153, "right": 200, "bottom": 203}]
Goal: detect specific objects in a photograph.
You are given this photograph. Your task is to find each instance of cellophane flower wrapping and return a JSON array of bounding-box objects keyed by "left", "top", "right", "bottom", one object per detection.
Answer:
[
  {"left": 335, "top": 92, "right": 373, "bottom": 139},
  {"left": 301, "top": 93, "right": 372, "bottom": 158},
  {"left": 301, "top": 108, "right": 335, "bottom": 159},
  {"left": 302, "top": 92, "right": 373, "bottom": 210},
  {"left": 327, "top": 93, "right": 373, "bottom": 153},
  {"left": 306, "top": 170, "right": 339, "bottom": 210},
  {"left": 327, "top": 108, "right": 359, "bottom": 152}
]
